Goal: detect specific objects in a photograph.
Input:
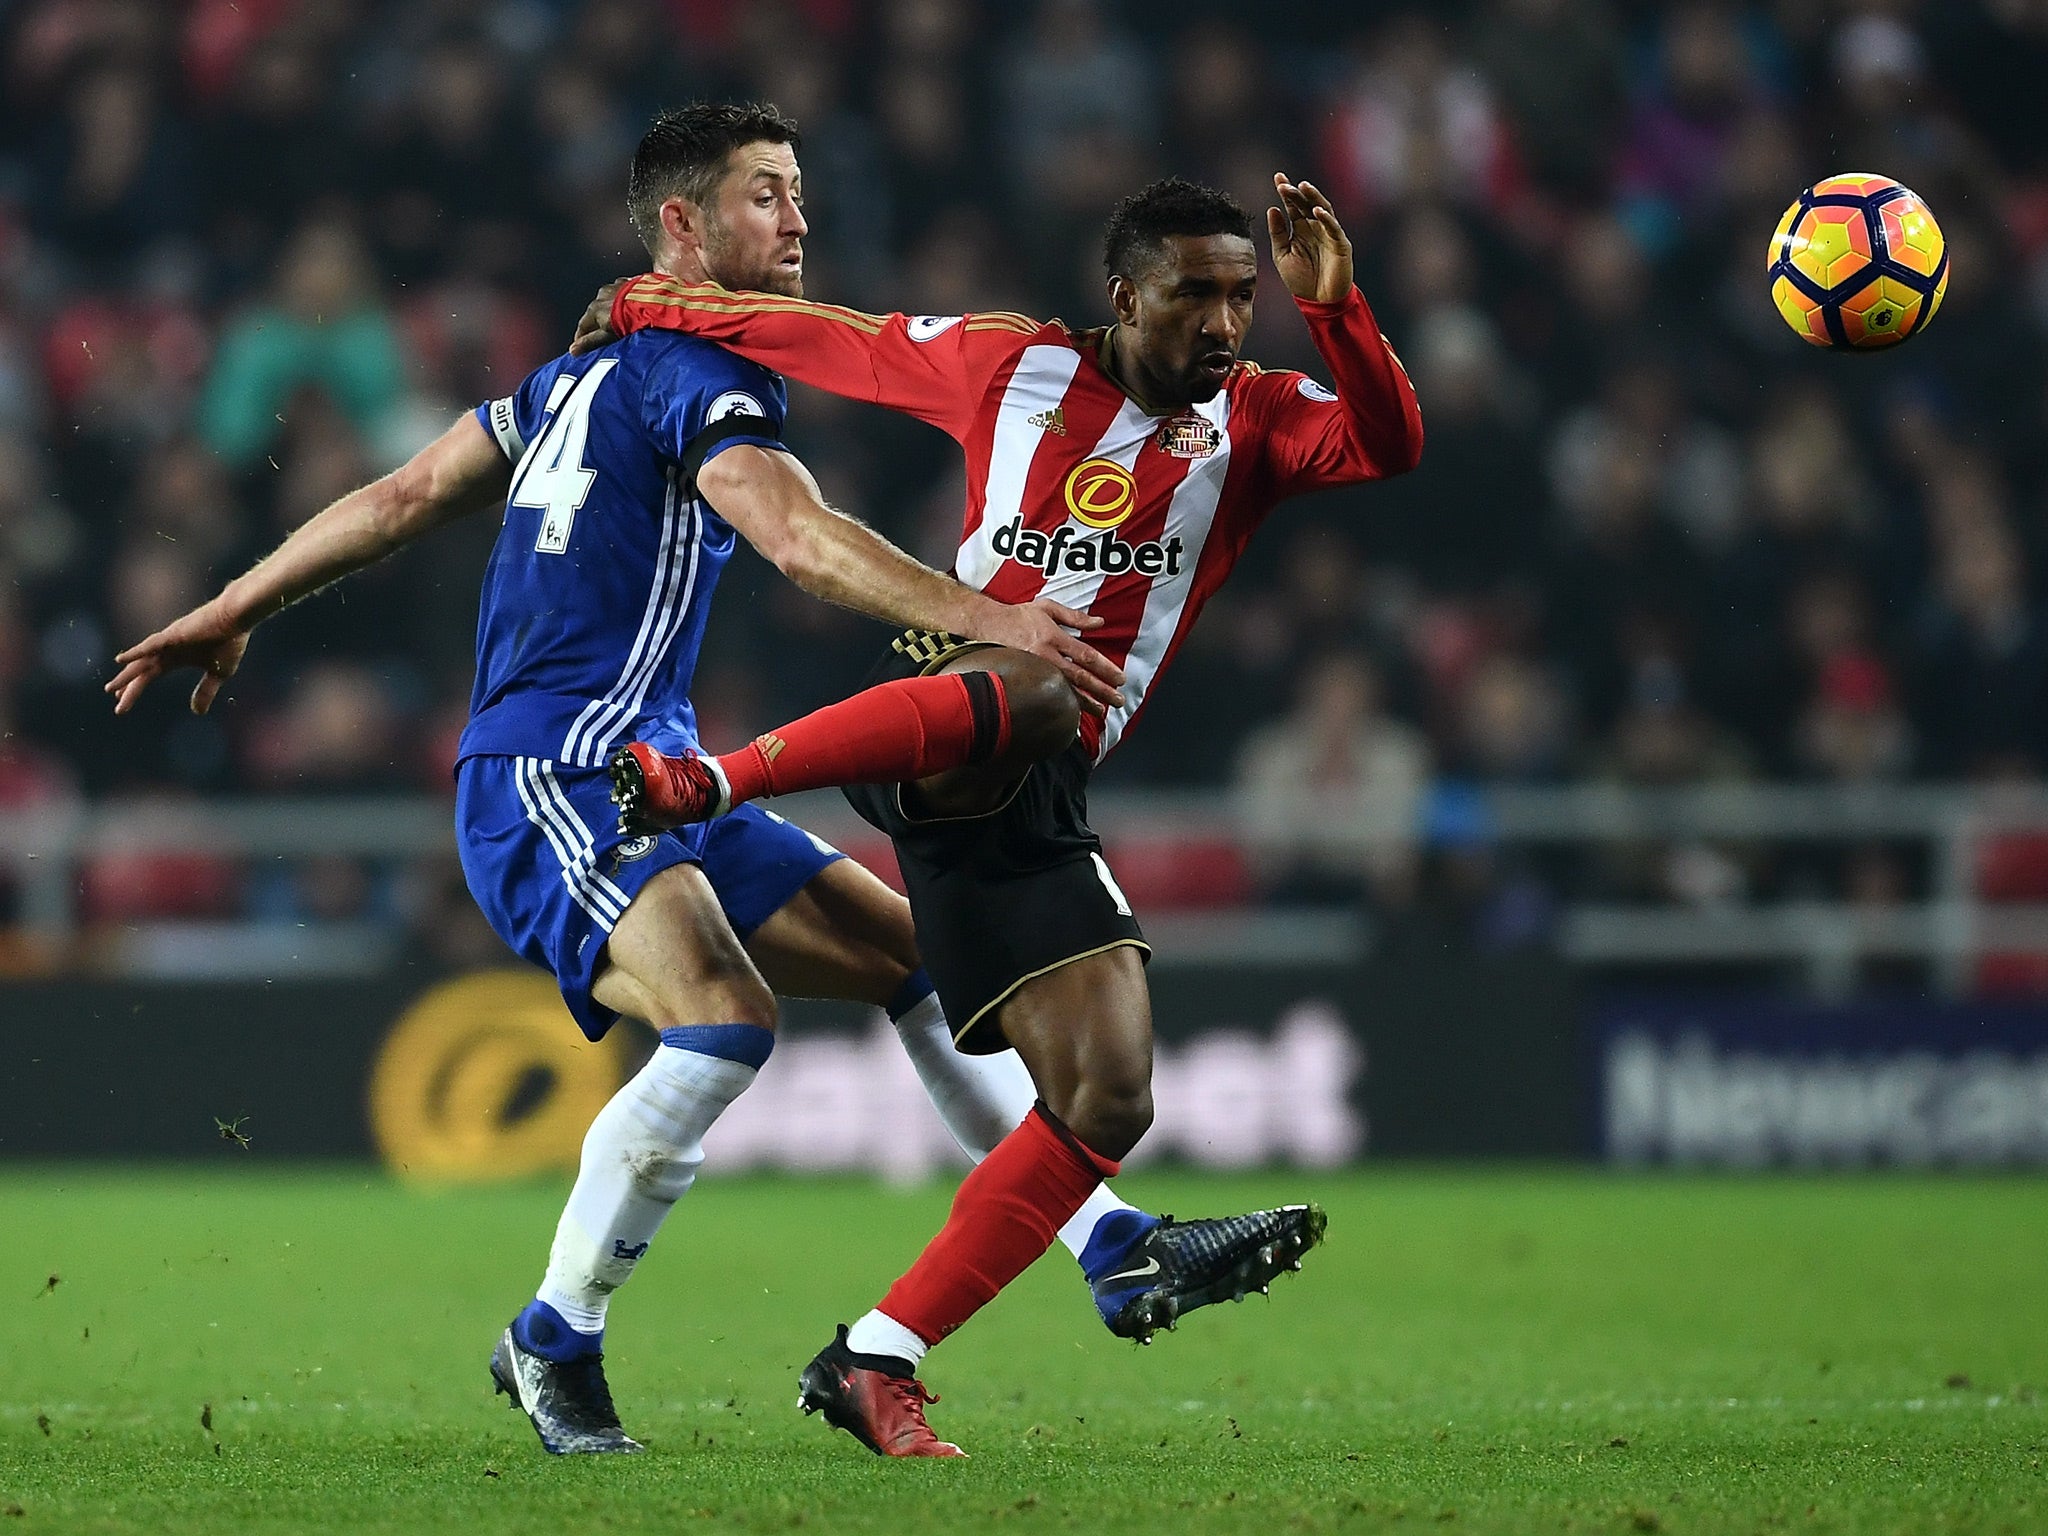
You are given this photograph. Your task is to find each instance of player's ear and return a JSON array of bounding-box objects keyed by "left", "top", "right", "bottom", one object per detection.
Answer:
[
  {"left": 660, "top": 196, "right": 704, "bottom": 257},
  {"left": 1107, "top": 273, "right": 1139, "bottom": 326}
]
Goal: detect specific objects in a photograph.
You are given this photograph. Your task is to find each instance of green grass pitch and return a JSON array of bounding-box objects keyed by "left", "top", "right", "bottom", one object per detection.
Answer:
[{"left": 2, "top": 1167, "right": 2043, "bottom": 1534}]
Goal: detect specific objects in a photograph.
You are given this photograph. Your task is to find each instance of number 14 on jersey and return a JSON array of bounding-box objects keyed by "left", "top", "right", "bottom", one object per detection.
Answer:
[{"left": 509, "top": 359, "right": 618, "bottom": 555}]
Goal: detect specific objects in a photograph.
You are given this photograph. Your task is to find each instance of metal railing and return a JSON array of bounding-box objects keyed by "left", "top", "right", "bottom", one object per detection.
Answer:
[
  {"left": 1477, "top": 782, "right": 2047, "bottom": 995},
  {"left": 5, "top": 783, "right": 2048, "bottom": 990}
]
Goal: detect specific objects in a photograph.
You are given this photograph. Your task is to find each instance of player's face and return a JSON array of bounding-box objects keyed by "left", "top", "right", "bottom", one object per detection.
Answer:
[
  {"left": 702, "top": 142, "right": 808, "bottom": 297},
  {"left": 1115, "top": 235, "right": 1259, "bottom": 406}
]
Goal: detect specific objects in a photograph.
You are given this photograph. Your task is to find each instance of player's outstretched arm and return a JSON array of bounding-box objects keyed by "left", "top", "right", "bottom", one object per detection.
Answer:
[
  {"left": 105, "top": 413, "right": 510, "bottom": 716},
  {"left": 1264, "top": 173, "right": 1424, "bottom": 490},
  {"left": 699, "top": 444, "right": 1126, "bottom": 714},
  {"left": 1268, "top": 172, "right": 1357, "bottom": 306},
  {"left": 576, "top": 277, "right": 1037, "bottom": 443}
]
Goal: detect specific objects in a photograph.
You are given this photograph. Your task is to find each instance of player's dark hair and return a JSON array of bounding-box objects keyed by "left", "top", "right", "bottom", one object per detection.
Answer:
[
  {"left": 628, "top": 102, "right": 802, "bottom": 254},
  {"left": 1102, "top": 178, "right": 1253, "bottom": 278}
]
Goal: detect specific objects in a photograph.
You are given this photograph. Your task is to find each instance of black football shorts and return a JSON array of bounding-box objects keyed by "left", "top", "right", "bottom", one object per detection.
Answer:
[{"left": 843, "top": 630, "right": 1149, "bottom": 1052}]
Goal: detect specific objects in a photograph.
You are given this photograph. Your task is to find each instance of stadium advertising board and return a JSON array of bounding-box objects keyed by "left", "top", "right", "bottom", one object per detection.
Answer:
[
  {"left": 0, "top": 953, "right": 1584, "bottom": 1167},
  {"left": 363, "top": 970, "right": 1368, "bottom": 1180},
  {"left": 1597, "top": 997, "right": 2048, "bottom": 1167}
]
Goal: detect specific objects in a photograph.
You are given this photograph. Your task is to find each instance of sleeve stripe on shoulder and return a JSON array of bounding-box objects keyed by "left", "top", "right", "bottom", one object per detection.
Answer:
[
  {"left": 625, "top": 295, "right": 887, "bottom": 336},
  {"left": 625, "top": 277, "right": 1042, "bottom": 339},
  {"left": 623, "top": 279, "right": 887, "bottom": 335}
]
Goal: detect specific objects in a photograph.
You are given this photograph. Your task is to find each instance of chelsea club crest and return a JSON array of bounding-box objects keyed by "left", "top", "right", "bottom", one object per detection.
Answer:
[{"left": 615, "top": 835, "right": 659, "bottom": 862}]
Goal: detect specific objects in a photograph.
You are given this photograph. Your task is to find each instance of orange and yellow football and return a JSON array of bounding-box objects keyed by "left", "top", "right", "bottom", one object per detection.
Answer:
[{"left": 1767, "top": 174, "right": 1948, "bottom": 350}]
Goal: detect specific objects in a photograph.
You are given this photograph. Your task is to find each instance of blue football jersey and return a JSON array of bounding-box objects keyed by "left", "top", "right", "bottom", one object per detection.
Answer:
[{"left": 458, "top": 330, "right": 787, "bottom": 767}]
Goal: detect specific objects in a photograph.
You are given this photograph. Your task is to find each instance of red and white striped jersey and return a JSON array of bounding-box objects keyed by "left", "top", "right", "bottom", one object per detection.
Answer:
[{"left": 610, "top": 278, "right": 1424, "bottom": 760}]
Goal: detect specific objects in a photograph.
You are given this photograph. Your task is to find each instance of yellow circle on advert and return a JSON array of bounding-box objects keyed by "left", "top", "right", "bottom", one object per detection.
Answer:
[
  {"left": 1063, "top": 456, "right": 1137, "bottom": 528},
  {"left": 368, "top": 970, "right": 630, "bottom": 1182}
]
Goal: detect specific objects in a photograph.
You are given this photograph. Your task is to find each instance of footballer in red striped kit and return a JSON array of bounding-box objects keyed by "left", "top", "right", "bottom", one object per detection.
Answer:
[
  {"left": 592, "top": 177, "right": 1421, "bottom": 766},
  {"left": 581, "top": 167, "right": 1422, "bottom": 1456}
]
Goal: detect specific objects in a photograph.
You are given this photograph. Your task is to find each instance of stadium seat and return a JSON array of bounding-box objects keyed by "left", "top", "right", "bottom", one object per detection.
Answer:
[
  {"left": 1096, "top": 835, "right": 1254, "bottom": 911},
  {"left": 80, "top": 850, "right": 243, "bottom": 922}
]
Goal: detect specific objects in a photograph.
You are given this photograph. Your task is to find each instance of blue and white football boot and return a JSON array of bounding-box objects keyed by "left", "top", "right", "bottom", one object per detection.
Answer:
[
  {"left": 1082, "top": 1204, "right": 1328, "bottom": 1343},
  {"left": 490, "top": 1300, "right": 644, "bottom": 1454}
]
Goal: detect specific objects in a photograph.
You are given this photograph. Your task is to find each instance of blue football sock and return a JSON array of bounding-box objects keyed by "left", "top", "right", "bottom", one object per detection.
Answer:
[
  {"left": 513, "top": 1298, "right": 604, "bottom": 1361},
  {"left": 885, "top": 967, "right": 938, "bottom": 1021}
]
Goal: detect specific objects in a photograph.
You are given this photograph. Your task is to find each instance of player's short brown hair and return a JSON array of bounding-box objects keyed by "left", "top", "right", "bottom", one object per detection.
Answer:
[
  {"left": 628, "top": 102, "right": 801, "bottom": 254},
  {"left": 1102, "top": 178, "right": 1253, "bottom": 279}
]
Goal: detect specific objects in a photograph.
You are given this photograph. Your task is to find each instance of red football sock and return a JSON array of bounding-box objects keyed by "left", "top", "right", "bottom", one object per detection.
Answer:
[
  {"left": 877, "top": 1103, "right": 1119, "bottom": 1347},
  {"left": 716, "top": 671, "right": 1010, "bottom": 805}
]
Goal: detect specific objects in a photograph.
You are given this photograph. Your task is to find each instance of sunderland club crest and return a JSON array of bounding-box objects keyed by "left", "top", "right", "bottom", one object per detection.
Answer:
[{"left": 1155, "top": 414, "right": 1220, "bottom": 458}]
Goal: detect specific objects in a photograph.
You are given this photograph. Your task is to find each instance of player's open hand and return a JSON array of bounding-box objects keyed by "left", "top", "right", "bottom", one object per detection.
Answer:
[
  {"left": 988, "top": 598, "right": 1126, "bottom": 716},
  {"left": 570, "top": 280, "right": 627, "bottom": 355},
  {"left": 104, "top": 599, "right": 251, "bottom": 717},
  {"left": 1268, "top": 174, "right": 1354, "bottom": 305}
]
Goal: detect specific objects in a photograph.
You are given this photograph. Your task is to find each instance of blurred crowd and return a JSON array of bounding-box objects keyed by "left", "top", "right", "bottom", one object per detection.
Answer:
[{"left": 3, "top": 0, "right": 2048, "bottom": 940}]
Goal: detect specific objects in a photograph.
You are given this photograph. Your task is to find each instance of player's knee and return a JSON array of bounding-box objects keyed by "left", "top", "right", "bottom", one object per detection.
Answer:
[
  {"left": 720, "top": 974, "right": 779, "bottom": 1030},
  {"left": 832, "top": 949, "right": 918, "bottom": 1012},
  {"left": 640, "top": 971, "right": 777, "bottom": 1033},
  {"left": 992, "top": 654, "right": 1080, "bottom": 763}
]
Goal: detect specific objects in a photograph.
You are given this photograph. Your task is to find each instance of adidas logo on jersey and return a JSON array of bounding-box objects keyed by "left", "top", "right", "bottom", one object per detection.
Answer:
[
  {"left": 1028, "top": 406, "right": 1067, "bottom": 435},
  {"left": 990, "top": 515, "right": 1185, "bottom": 579}
]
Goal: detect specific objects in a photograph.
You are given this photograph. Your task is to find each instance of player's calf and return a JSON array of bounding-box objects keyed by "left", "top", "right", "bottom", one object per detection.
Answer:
[
  {"left": 1059, "top": 1073, "right": 1154, "bottom": 1163},
  {"left": 998, "top": 949, "right": 1157, "bottom": 1161},
  {"left": 611, "top": 669, "right": 1018, "bottom": 835},
  {"left": 509, "top": 870, "right": 778, "bottom": 1410}
]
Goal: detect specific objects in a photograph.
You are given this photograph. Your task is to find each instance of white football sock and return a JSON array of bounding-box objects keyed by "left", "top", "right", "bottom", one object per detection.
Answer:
[
  {"left": 1057, "top": 1183, "right": 1144, "bottom": 1258},
  {"left": 892, "top": 987, "right": 1140, "bottom": 1260},
  {"left": 846, "top": 1308, "right": 929, "bottom": 1367},
  {"left": 537, "top": 1026, "right": 770, "bottom": 1333}
]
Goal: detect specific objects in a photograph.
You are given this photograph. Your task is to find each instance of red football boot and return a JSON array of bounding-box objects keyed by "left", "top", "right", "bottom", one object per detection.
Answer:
[
  {"left": 607, "top": 743, "right": 732, "bottom": 835},
  {"left": 796, "top": 1325, "right": 966, "bottom": 1458}
]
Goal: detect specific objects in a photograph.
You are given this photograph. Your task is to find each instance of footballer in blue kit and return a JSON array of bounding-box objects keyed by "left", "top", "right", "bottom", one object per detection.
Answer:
[
  {"left": 455, "top": 326, "right": 845, "bottom": 1043},
  {"left": 108, "top": 102, "right": 1314, "bottom": 1463}
]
